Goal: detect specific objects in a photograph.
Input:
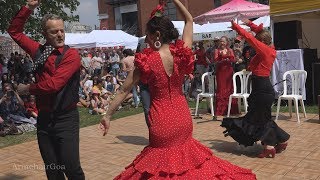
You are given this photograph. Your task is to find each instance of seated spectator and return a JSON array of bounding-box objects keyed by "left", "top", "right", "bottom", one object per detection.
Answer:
[
  {"left": 83, "top": 75, "right": 93, "bottom": 100},
  {"left": 0, "top": 116, "right": 20, "bottom": 137},
  {"left": 89, "top": 89, "right": 106, "bottom": 115},
  {"left": 109, "top": 71, "right": 120, "bottom": 91},
  {"left": 1, "top": 74, "right": 10, "bottom": 89},
  {"left": 92, "top": 76, "right": 103, "bottom": 93},
  {"left": 116, "top": 69, "right": 127, "bottom": 86},
  {"left": 23, "top": 73, "right": 36, "bottom": 84},
  {"left": 103, "top": 75, "right": 115, "bottom": 95},
  {"left": 24, "top": 95, "right": 38, "bottom": 119},
  {"left": 100, "top": 89, "right": 110, "bottom": 109},
  {"left": 77, "top": 74, "right": 90, "bottom": 108},
  {"left": 0, "top": 84, "right": 34, "bottom": 136},
  {"left": 0, "top": 83, "right": 25, "bottom": 121}
]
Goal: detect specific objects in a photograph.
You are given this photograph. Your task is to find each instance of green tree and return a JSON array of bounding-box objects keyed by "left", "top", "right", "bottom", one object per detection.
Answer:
[{"left": 0, "top": 0, "right": 80, "bottom": 40}]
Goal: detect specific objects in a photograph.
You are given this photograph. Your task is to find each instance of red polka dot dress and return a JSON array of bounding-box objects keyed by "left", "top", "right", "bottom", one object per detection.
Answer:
[{"left": 114, "top": 40, "right": 256, "bottom": 180}]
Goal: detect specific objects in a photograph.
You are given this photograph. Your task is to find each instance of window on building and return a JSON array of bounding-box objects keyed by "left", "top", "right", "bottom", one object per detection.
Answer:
[
  {"left": 164, "top": 0, "right": 177, "bottom": 20},
  {"left": 214, "top": 0, "right": 221, "bottom": 7},
  {"left": 249, "top": 0, "right": 269, "bottom": 5},
  {"left": 122, "top": 11, "right": 138, "bottom": 35}
]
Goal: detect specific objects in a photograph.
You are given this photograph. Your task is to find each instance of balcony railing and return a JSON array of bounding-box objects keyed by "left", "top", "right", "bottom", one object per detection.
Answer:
[{"left": 106, "top": 0, "right": 137, "bottom": 5}]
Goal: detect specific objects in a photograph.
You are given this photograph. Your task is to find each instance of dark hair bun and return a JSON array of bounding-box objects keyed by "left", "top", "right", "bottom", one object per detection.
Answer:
[
  {"left": 169, "top": 28, "right": 179, "bottom": 41},
  {"left": 146, "top": 16, "right": 180, "bottom": 44}
]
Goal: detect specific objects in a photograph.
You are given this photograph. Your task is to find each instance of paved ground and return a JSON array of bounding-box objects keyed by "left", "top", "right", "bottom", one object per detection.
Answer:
[{"left": 0, "top": 111, "right": 319, "bottom": 180}]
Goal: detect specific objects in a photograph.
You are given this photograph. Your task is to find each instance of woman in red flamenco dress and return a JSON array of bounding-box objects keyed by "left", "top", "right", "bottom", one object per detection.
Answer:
[
  {"left": 213, "top": 36, "right": 239, "bottom": 116},
  {"left": 99, "top": 0, "right": 256, "bottom": 179}
]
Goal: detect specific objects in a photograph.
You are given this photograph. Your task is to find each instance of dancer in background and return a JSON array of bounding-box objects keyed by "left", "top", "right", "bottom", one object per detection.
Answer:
[
  {"left": 214, "top": 36, "right": 239, "bottom": 117},
  {"left": 99, "top": 0, "right": 256, "bottom": 179},
  {"left": 221, "top": 19, "right": 290, "bottom": 158}
]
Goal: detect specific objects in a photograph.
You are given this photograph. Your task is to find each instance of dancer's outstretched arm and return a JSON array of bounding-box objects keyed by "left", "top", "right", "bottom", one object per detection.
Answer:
[
  {"left": 231, "top": 20, "right": 269, "bottom": 55},
  {"left": 172, "top": 0, "right": 193, "bottom": 48},
  {"left": 99, "top": 69, "right": 140, "bottom": 136}
]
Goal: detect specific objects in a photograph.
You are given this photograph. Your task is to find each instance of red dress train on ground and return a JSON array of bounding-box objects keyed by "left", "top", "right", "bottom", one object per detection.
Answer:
[{"left": 114, "top": 40, "right": 256, "bottom": 180}]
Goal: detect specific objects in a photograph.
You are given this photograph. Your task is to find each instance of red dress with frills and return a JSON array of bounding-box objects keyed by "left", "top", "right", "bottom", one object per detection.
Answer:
[
  {"left": 114, "top": 40, "right": 256, "bottom": 180},
  {"left": 214, "top": 48, "right": 239, "bottom": 116}
]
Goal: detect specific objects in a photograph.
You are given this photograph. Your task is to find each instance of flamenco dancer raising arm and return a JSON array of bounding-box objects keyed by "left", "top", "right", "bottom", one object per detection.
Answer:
[
  {"left": 99, "top": 0, "right": 193, "bottom": 136},
  {"left": 99, "top": 1, "right": 256, "bottom": 179},
  {"left": 221, "top": 20, "right": 290, "bottom": 158}
]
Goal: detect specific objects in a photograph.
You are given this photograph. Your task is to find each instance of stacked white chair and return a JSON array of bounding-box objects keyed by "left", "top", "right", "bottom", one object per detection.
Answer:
[
  {"left": 275, "top": 70, "right": 307, "bottom": 123},
  {"left": 227, "top": 71, "right": 252, "bottom": 117},
  {"left": 195, "top": 72, "right": 215, "bottom": 117}
]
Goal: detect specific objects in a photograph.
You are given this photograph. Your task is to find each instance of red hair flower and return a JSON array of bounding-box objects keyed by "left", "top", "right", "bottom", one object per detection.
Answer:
[{"left": 150, "top": 1, "right": 167, "bottom": 19}]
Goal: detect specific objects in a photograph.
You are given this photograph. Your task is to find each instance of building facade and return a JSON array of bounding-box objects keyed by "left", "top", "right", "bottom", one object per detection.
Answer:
[
  {"left": 98, "top": 0, "right": 110, "bottom": 30},
  {"left": 98, "top": 0, "right": 217, "bottom": 36},
  {"left": 65, "top": 22, "right": 92, "bottom": 33},
  {"left": 0, "top": 36, "right": 25, "bottom": 57},
  {"left": 98, "top": 0, "right": 139, "bottom": 35},
  {"left": 97, "top": 0, "right": 269, "bottom": 36}
]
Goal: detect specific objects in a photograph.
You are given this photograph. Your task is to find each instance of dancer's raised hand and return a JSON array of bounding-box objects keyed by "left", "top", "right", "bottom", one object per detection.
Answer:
[
  {"left": 231, "top": 20, "right": 237, "bottom": 29},
  {"left": 241, "top": 19, "right": 251, "bottom": 26},
  {"left": 172, "top": 0, "right": 193, "bottom": 48},
  {"left": 26, "top": 0, "right": 41, "bottom": 10},
  {"left": 99, "top": 115, "right": 111, "bottom": 136}
]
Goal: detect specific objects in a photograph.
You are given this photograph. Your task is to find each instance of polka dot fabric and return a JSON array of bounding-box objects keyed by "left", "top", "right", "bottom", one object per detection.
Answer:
[{"left": 115, "top": 40, "right": 256, "bottom": 180}]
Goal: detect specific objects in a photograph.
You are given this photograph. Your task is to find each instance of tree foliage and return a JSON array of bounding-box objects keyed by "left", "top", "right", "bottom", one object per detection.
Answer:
[{"left": 0, "top": 0, "right": 80, "bottom": 40}]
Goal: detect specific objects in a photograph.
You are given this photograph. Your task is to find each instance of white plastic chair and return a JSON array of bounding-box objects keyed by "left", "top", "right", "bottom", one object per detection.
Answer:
[
  {"left": 195, "top": 72, "right": 215, "bottom": 117},
  {"left": 227, "top": 71, "right": 252, "bottom": 117},
  {"left": 275, "top": 70, "right": 307, "bottom": 123}
]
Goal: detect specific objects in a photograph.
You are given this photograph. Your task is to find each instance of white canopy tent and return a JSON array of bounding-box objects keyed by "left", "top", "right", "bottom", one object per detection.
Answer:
[
  {"left": 172, "top": 16, "right": 270, "bottom": 41},
  {"left": 172, "top": 21, "right": 203, "bottom": 35},
  {"left": 65, "top": 30, "right": 139, "bottom": 50},
  {"left": 65, "top": 33, "right": 94, "bottom": 49}
]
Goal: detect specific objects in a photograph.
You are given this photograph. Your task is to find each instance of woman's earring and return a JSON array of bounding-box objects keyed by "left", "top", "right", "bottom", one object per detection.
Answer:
[{"left": 154, "top": 37, "right": 161, "bottom": 49}]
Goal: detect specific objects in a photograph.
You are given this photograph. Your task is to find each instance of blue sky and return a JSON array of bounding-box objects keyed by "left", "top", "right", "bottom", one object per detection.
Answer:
[{"left": 75, "top": 0, "right": 100, "bottom": 29}]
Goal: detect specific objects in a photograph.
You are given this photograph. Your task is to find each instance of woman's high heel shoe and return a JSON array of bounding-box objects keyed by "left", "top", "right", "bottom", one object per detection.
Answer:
[
  {"left": 275, "top": 142, "right": 288, "bottom": 153},
  {"left": 258, "top": 148, "right": 276, "bottom": 158}
]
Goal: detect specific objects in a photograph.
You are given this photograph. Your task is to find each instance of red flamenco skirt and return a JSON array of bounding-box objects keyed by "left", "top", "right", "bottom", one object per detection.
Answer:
[{"left": 114, "top": 138, "right": 256, "bottom": 179}]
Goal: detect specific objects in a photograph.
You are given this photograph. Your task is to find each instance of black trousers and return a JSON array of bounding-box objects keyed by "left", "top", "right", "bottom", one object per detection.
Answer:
[{"left": 37, "top": 108, "right": 85, "bottom": 180}]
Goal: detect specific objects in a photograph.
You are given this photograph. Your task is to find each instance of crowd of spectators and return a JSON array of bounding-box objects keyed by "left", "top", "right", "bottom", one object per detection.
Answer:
[
  {"left": 0, "top": 52, "right": 37, "bottom": 137},
  {"left": 0, "top": 36, "right": 255, "bottom": 137},
  {"left": 77, "top": 48, "right": 140, "bottom": 115},
  {"left": 0, "top": 48, "right": 141, "bottom": 137}
]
